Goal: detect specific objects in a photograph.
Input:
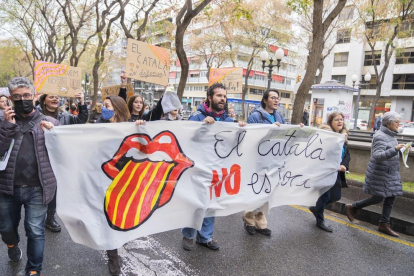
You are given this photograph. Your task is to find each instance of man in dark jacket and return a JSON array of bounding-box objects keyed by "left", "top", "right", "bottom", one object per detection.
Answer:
[
  {"left": 0, "top": 77, "right": 59, "bottom": 276},
  {"left": 303, "top": 108, "right": 309, "bottom": 126},
  {"left": 181, "top": 82, "right": 246, "bottom": 252}
]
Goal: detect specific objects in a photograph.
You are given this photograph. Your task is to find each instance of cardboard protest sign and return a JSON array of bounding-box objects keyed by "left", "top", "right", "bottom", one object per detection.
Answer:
[
  {"left": 101, "top": 83, "right": 134, "bottom": 102},
  {"left": 34, "top": 61, "right": 82, "bottom": 97},
  {"left": 0, "top": 87, "right": 9, "bottom": 96},
  {"left": 125, "top": 39, "right": 170, "bottom": 86},
  {"left": 209, "top": 67, "right": 243, "bottom": 94}
]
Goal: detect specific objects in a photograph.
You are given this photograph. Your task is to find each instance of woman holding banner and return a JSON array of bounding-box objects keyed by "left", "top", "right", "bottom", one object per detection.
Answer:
[
  {"left": 37, "top": 91, "right": 88, "bottom": 233},
  {"left": 309, "top": 112, "right": 350, "bottom": 232}
]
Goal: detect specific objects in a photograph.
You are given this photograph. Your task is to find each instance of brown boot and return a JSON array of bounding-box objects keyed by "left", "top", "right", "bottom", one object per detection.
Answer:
[
  {"left": 345, "top": 204, "right": 356, "bottom": 222},
  {"left": 378, "top": 223, "right": 399, "bottom": 237},
  {"left": 106, "top": 249, "right": 121, "bottom": 275}
]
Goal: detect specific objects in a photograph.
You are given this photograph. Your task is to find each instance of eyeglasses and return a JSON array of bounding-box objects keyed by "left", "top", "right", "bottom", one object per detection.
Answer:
[
  {"left": 333, "top": 118, "right": 344, "bottom": 122},
  {"left": 11, "top": 93, "right": 34, "bottom": 101},
  {"left": 270, "top": 96, "right": 280, "bottom": 101}
]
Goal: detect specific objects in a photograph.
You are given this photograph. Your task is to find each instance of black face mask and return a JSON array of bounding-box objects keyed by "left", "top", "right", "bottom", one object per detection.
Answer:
[
  {"left": 70, "top": 106, "right": 77, "bottom": 111},
  {"left": 14, "top": 100, "right": 34, "bottom": 115}
]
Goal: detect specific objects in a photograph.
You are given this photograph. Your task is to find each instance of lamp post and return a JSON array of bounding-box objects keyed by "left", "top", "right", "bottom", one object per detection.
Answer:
[
  {"left": 260, "top": 48, "right": 284, "bottom": 91},
  {"left": 352, "top": 73, "right": 371, "bottom": 130}
]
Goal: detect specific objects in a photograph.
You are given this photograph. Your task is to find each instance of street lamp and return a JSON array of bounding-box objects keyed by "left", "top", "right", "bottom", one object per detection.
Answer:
[
  {"left": 352, "top": 73, "right": 371, "bottom": 130},
  {"left": 260, "top": 47, "right": 285, "bottom": 91}
]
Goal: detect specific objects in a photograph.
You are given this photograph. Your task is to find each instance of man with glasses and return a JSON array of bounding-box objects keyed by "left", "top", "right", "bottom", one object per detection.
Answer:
[
  {"left": 0, "top": 77, "right": 59, "bottom": 276},
  {"left": 242, "top": 89, "right": 286, "bottom": 236}
]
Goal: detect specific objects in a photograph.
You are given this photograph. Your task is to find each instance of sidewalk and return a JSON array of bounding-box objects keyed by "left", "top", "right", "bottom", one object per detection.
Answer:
[{"left": 326, "top": 179, "right": 414, "bottom": 236}]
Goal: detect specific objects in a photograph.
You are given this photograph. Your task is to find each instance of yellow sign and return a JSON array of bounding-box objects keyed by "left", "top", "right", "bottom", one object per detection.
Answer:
[
  {"left": 125, "top": 39, "right": 170, "bottom": 86},
  {"left": 34, "top": 60, "right": 82, "bottom": 97},
  {"left": 209, "top": 67, "right": 243, "bottom": 94},
  {"left": 101, "top": 84, "right": 134, "bottom": 102}
]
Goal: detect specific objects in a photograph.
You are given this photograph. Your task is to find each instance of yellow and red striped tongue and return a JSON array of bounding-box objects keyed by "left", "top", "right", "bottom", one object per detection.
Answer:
[{"left": 104, "top": 160, "right": 175, "bottom": 230}]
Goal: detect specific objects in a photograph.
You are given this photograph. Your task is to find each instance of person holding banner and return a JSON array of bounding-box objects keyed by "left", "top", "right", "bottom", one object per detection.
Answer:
[
  {"left": 309, "top": 112, "right": 350, "bottom": 232},
  {"left": 182, "top": 82, "right": 246, "bottom": 251},
  {"left": 345, "top": 112, "right": 410, "bottom": 237},
  {"left": 0, "top": 77, "right": 58, "bottom": 276},
  {"left": 242, "top": 89, "right": 285, "bottom": 236},
  {"left": 37, "top": 91, "right": 88, "bottom": 233}
]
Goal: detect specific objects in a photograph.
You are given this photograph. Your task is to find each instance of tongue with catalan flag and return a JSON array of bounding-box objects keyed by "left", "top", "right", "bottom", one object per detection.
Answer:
[{"left": 102, "top": 131, "right": 194, "bottom": 231}]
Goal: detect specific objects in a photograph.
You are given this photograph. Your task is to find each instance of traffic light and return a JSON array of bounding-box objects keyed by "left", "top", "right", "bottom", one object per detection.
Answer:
[
  {"left": 85, "top": 73, "right": 90, "bottom": 84},
  {"left": 296, "top": 75, "right": 302, "bottom": 83}
]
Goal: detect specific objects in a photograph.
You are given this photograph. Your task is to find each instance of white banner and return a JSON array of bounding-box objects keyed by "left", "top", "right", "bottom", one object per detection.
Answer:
[{"left": 45, "top": 122, "right": 344, "bottom": 250}]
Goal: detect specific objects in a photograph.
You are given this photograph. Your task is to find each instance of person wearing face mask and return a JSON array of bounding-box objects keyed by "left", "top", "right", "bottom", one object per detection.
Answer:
[
  {"left": 0, "top": 77, "right": 58, "bottom": 276},
  {"left": 345, "top": 112, "right": 410, "bottom": 237},
  {"left": 161, "top": 109, "right": 182, "bottom": 121},
  {"left": 37, "top": 92, "right": 88, "bottom": 233},
  {"left": 308, "top": 112, "right": 350, "bottom": 232}
]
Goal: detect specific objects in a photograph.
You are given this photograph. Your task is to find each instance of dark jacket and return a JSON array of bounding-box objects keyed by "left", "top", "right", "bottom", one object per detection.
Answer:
[
  {"left": 303, "top": 111, "right": 309, "bottom": 126},
  {"left": 89, "top": 110, "right": 102, "bottom": 123},
  {"left": 363, "top": 125, "right": 402, "bottom": 197},
  {"left": 0, "top": 110, "right": 60, "bottom": 205},
  {"left": 247, "top": 106, "right": 285, "bottom": 124},
  {"left": 37, "top": 103, "right": 88, "bottom": 125},
  {"left": 189, "top": 104, "right": 234, "bottom": 122},
  {"left": 374, "top": 116, "right": 382, "bottom": 131}
]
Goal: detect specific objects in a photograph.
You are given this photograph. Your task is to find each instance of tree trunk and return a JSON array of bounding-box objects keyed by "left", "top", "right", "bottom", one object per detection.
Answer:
[{"left": 175, "top": 26, "right": 188, "bottom": 101}]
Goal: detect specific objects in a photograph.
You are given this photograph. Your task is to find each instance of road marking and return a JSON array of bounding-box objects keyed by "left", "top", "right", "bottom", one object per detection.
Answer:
[{"left": 291, "top": 205, "right": 414, "bottom": 248}]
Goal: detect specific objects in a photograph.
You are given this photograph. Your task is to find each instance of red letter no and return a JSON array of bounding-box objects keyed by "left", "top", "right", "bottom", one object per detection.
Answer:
[{"left": 210, "top": 164, "right": 241, "bottom": 200}]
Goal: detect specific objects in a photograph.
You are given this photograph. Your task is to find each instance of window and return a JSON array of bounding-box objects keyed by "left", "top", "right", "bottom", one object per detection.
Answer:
[
  {"left": 364, "top": 51, "right": 381, "bottom": 66},
  {"left": 339, "top": 6, "right": 354, "bottom": 21},
  {"left": 360, "top": 75, "right": 377, "bottom": 89},
  {"left": 285, "top": 79, "right": 292, "bottom": 85},
  {"left": 250, "top": 88, "right": 265, "bottom": 95},
  {"left": 366, "top": 22, "right": 381, "bottom": 37},
  {"left": 332, "top": 75, "right": 346, "bottom": 83},
  {"left": 200, "top": 71, "right": 207, "bottom": 77},
  {"left": 337, "top": 29, "right": 351, "bottom": 44},
  {"left": 396, "top": 48, "right": 414, "bottom": 64},
  {"left": 333, "top": 52, "right": 349, "bottom": 67},
  {"left": 392, "top": 74, "right": 414, "bottom": 89},
  {"left": 190, "top": 73, "right": 199, "bottom": 78},
  {"left": 254, "top": 75, "right": 265, "bottom": 81},
  {"left": 281, "top": 92, "right": 290, "bottom": 99},
  {"left": 193, "top": 86, "right": 203, "bottom": 91},
  {"left": 399, "top": 20, "right": 414, "bottom": 38}
]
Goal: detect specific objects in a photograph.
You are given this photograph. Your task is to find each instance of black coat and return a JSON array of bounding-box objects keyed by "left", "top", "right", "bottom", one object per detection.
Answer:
[
  {"left": 118, "top": 88, "right": 164, "bottom": 122},
  {"left": 336, "top": 142, "right": 350, "bottom": 188}
]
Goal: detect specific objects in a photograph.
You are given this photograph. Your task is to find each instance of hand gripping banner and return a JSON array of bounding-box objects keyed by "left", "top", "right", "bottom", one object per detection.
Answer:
[{"left": 45, "top": 121, "right": 344, "bottom": 250}]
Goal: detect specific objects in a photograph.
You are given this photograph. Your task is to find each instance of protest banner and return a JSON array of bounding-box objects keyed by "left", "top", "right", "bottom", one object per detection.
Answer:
[
  {"left": 34, "top": 60, "right": 82, "bottom": 97},
  {"left": 125, "top": 39, "right": 170, "bottom": 86},
  {"left": 45, "top": 122, "right": 344, "bottom": 250},
  {"left": 209, "top": 67, "right": 243, "bottom": 94},
  {"left": 101, "top": 83, "right": 134, "bottom": 101},
  {"left": 0, "top": 87, "right": 9, "bottom": 96}
]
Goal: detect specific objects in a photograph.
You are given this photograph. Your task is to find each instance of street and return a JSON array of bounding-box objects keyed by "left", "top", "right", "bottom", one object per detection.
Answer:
[{"left": 1, "top": 206, "right": 413, "bottom": 276}]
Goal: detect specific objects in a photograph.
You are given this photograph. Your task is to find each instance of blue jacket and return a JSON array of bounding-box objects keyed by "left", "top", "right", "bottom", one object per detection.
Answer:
[
  {"left": 189, "top": 104, "right": 234, "bottom": 122},
  {"left": 247, "top": 106, "right": 285, "bottom": 124}
]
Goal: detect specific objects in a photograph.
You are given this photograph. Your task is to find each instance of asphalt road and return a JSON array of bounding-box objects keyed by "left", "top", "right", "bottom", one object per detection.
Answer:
[{"left": 1, "top": 206, "right": 413, "bottom": 276}]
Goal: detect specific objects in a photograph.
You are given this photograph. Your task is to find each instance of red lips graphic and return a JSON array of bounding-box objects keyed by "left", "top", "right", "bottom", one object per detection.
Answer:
[{"left": 102, "top": 131, "right": 194, "bottom": 231}]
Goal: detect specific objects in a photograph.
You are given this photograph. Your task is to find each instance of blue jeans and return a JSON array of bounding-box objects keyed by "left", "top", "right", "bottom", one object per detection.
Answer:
[
  {"left": 181, "top": 217, "right": 215, "bottom": 243},
  {"left": 315, "top": 183, "right": 341, "bottom": 223},
  {"left": 0, "top": 186, "right": 47, "bottom": 274}
]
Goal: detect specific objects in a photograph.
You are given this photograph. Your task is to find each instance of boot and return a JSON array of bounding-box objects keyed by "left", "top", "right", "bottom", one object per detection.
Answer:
[
  {"left": 345, "top": 204, "right": 357, "bottom": 222},
  {"left": 107, "top": 249, "right": 121, "bottom": 275},
  {"left": 378, "top": 223, "right": 399, "bottom": 237},
  {"left": 45, "top": 210, "right": 61, "bottom": 232}
]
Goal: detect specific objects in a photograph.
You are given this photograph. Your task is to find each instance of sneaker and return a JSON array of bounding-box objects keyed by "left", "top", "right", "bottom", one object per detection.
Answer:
[
  {"left": 182, "top": 237, "right": 195, "bottom": 251},
  {"left": 255, "top": 228, "right": 272, "bottom": 236},
  {"left": 7, "top": 244, "right": 22, "bottom": 262},
  {"left": 244, "top": 224, "right": 256, "bottom": 235},
  {"left": 196, "top": 240, "right": 219, "bottom": 250},
  {"left": 316, "top": 221, "right": 333, "bottom": 232},
  {"left": 309, "top": 206, "right": 316, "bottom": 218}
]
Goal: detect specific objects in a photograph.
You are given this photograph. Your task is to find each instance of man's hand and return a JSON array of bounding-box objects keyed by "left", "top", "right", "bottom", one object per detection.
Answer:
[
  {"left": 40, "top": 121, "right": 54, "bottom": 132},
  {"left": 75, "top": 91, "right": 85, "bottom": 105},
  {"left": 338, "top": 165, "right": 346, "bottom": 172},
  {"left": 274, "top": 122, "right": 281, "bottom": 127},
  {"left": 3, "top": 106, "right": 16, "bottom": 124},
  {"left": 238, "top": 121, "right": 246, "bottom": 127},
  {"left": 203, "top": 116, "right": 215, "bottom": 124},
  {"left": 135, "top": 120, "right": 146, "bottom": 126}
]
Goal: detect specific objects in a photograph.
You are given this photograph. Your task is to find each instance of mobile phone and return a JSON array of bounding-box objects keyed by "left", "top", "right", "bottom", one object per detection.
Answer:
[{"left": 7, "top": 99, "right": 12, "bottom": 107}]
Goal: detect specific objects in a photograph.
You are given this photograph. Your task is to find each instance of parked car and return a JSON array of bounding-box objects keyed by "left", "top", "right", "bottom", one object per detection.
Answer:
[
  {"left": 347, "top": 119, "right": 368, "bottom": 131},
  {"left": 402, "top": 122, "right": 414, "bottom": 135}
]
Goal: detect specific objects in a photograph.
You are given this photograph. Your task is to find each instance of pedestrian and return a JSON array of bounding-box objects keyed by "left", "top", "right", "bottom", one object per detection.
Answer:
[
  {"left": 89, "top": 103, "right": 103, "bottom": 123},
  {"left": 0, "top": 94, "right": 8, "bottom": 119},
  {"left": 162, "top": 109, "right": 182, "bottom": 121},
  {"left": 308, "top": 112, "right": 350, "bottom": 232},
  {"left": 69, "top": 102, "right": 79, "bottom": 115},
  {"left": 303, "top": 108, "right": 309, "bottom": 126},
  {"left": 0, "top": 77, "right": 58, "bottom": 276},
  {"left": 373, "top": 113, "right": 383, "bottom": 132},
  {"left": 181, "top": 82, "right": 246, "bottom": 252},
  {"left": 345, "top": 112, "right": 410, "bottom": 237},
  {"left": 243, "top": 89, "right": 285, "bottom": 237},
  {"left": 227, "top": 107, "right": 237, "bottom": 122},
  {"left": 37, "top": 92, "right": 88, "bottom": 232}
]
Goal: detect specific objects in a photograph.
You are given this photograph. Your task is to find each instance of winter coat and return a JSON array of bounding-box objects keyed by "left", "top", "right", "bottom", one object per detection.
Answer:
[
  {"left": 189, "top": 104, "right": 234, "bottom": 122},
  {"left": 374, "top": 116, "right": 382, "bottom": 131},
  {"left": 37, "top": 103, "right": 88, "bottom": 125},
  {"left": 363, "top": 125, "right": 402, "bottom": 197},
  {"left": 303, "top": 111, "right": 309, "bottom": 126},
  {"left": 319, "top": 124, "right": 350, "bottom": 188},
  {"left": 247, "top": 106, "right": 285, "bottom": 124},
  {"left": 0, "top": 110, "right": 60, "bottom": 205},
  {"left": 89, "top": 110, "right": 102, "bottom": 123}
]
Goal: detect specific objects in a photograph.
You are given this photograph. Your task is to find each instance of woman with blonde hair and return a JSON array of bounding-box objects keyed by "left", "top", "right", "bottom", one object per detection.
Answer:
[{"left": 89, "top": 102, "right": 103, "bottom": 123}]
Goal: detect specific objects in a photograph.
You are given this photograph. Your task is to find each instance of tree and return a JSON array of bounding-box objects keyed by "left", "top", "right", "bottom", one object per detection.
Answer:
[
  {"left": 0, "top": 40, "right": 32, "bottom": 86},
  {"left": 289, "top": 0, "right": 347, "bottom": 124},
  {"left": 355, "top": 0, "right": 414, "bottom": 128}
]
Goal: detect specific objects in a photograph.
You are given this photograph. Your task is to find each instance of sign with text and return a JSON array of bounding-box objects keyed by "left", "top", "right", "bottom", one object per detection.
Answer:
[
  {"left": 46, "top": 122, "right": 344, "bottom": 250},
  {"left": 101, "top": 83, "right": 134, "bottom": 102},
  {"left": 125, "top": 39, "right": 170, "bottom": 86},
  {"left": 209, "top": 67, "right": 243, "bottom": 94}
]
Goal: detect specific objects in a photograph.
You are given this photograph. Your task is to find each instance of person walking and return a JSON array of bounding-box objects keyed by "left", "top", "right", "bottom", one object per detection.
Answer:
[
  {"left": 309, "top": 112, "right": 350, "bottom": 232},
  {"left": 303, "top": 108, "right": 309, "bottom": 126},
  {"left": 373, "top": 113, "right": 383, "bottom": 132},
  {"left": 181, "top": 82, "right": 246, "bottom": 252},
  {"left": 0, "top": 77, "right": 58, "bottom": 276},
  {"left": 345, "top": 112, "right": 410, "bottom": 237}
]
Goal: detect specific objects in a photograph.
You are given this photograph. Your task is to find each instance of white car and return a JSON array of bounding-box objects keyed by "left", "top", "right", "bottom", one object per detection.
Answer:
[
  {"left": 347, "top": 119, "right": 368, "bottom": 131},
  {"left": 402, "top": 122, "right": 414, "bottom": 135}
]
